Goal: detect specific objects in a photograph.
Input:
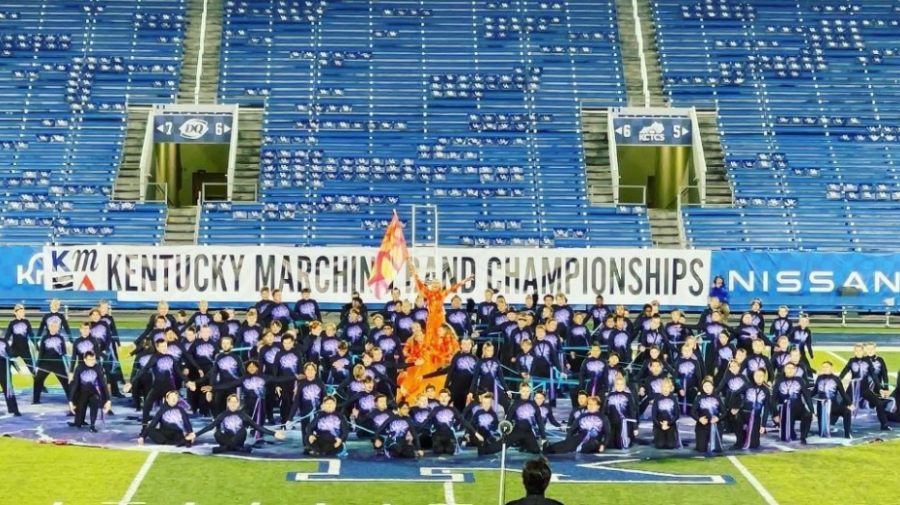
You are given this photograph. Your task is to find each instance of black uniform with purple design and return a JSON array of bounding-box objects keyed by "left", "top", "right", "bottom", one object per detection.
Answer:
[
  {"left": 207, "top": 350, "right": 244, "bottom": 416},
  {"left": 33, "top": 331, "right": 71, "bottom": 403},
  {"left": 130, "top": 352, "right": 192, "bottom": 426},
  {"left": 579, "top": 357, "right": 608, "bottom": 398},
  {"left": 469, "top": 357, "right": 510, "bottom": 410},
  {"left": 274, "top": 348, "right": 303, "bottom": 425},
  {"left": 445, "top": 308, "right": 471, "bottom": 338},
  {"left": 423, "top": 404, "right": 475, "bottom": 455},
  {"left": 504, "top": 399, "right": 546, "bottom": 454},
  {"left": 5, "top": 318, "right": 35, "bottom": 375},
  {"left": 212, "top": 371, "right": 293, "bottom": 435},
  {"left": 651, "top": 393, "right": 680, "bottom": 449},
  {"left": 692, "top": 393, "right": 724, "bottom": 453},
  {"left": 716, "top": 371, "right": 750, "bottom": 433},
  {"left": 38, "top": 311, "right": 71, "bottom": 340},
  {"left": 68, "top": 362, "right": 109, "bottom": 429},
  {"left": 839, "top": 357, "right": 890, "bottom": 428},
  {"left": 469, "top": 407, "right": 502, "bottom": 456},
  {"left": 195, "top": 409, "right": 276, "bottom": 453},
  {"left": 189, "top": 339, "right": 219, "bottom": 415},
  {"left": 735, "top": 383, "right": 770, "bottom": 449},
  {"left": 0, "top": 338, "right": 20, "bottom": 415},
  {"left": 445, "top": 351, "right": 478, "bottom": 411},
  {"left": 141, "top": 403, "right": 194, "bottom": 446},
  {"left": 410, "top": 405, "right": 434, "bottom": 449},
  {"left": 374, "top": 413, "right": 422, "bottom": 458},
  {"left": 287, "top": 377, "right": 326, "bottom": 432},
  {"left": 70, "top": 335, "right": 102, "bottom": 372},
  {"left": 305, "top": 410, "right": 350, "bottom": 455},
  {"left": 133, "top": 314, "right": 176, "bottom": 355},
  {"left": 545, "top": 411, "right": 612, "bottom": 454},
  {"left": 770, "top": 376, "right": 813, "bottom": 442},
  {"left": 236, "top": 322, "right": 263, "bottom": 361},
  {"left": 813, "top": 374, "right": 852, "bottom": 438},
  {"left": 603, "top": 390, "right": 637, "bottom": 449}
]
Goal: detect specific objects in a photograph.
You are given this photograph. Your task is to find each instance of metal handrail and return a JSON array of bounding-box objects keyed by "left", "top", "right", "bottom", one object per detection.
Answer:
[
  {"left": 112, "top": 181, "right": 168, "bottom": 203},
  {"left": 688, "top": 107, "right": 707, "bottom": 205},
  {"left": 618, "top": 185, "right": 647, "bottom": 206},
  {"left": 630, "top": 0, "right": 651, "bottom": 107},
  {"left": 194, "top": 0, "right": 209, "bottom": 104},
  {"left": 678, "top": 185, "right": 708, "bottom": 208},
  {"left": 608, "top": 112, "right": 620, "bottom": 203},
  {"left": 676, "top": 187, "right": 688, "bottom": 248}
]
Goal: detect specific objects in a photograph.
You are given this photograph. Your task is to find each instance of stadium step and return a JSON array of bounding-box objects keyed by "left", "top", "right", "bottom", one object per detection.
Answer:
[
  {"left": 615, "top": 0, "right": 667, "bottom": 107},
  {"left": 178, "top": 0, "right": 223, "bottom": 104},
  {"left": 112, "top": 106, "right": 154, "bottom": 201},
  {"left": 164, "top": 207, "right": 199, "bottom": 245},
  {"left": 695, "top": 110, "right": 734, "bottom": 207},
  {"left": 648, "top": 208, "right": 683, "bottom": 248},
  {"left": 232, "top": 106, "right": 264, "bottom": 202},
  {"left": 582, "top": 109, "right": 615, "bottom": 205}
]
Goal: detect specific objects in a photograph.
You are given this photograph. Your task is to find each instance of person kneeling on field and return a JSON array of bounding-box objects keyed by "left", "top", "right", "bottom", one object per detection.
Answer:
[
  {"left": 194, "top": 394, "right": 286, "bottom": 454},
  {"left": 68, "top": 352, "right": 111, "bottom": 433},
  {"left": 138, "top": 390, "right": 196, "bottom": 447},
  {"left": 305, "top": 396, "right": 350, "bottom": 456}
]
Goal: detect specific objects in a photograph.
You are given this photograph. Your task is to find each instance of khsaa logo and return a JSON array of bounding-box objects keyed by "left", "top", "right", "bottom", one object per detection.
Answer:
[
  {"left": 639, "top": 122, "right": 665, "bottom": 142},
  {"left": 179, "top": 119, "right": 209, "bottom": 140}
]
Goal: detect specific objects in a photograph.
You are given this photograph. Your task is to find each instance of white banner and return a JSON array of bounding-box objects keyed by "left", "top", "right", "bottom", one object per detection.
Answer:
[{"left": 42, "top": 245, "right": 712, "bottom": 306}]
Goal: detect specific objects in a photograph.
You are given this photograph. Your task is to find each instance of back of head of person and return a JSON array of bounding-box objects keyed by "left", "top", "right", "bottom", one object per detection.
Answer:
[
  {"left": 506, "top": 458, "right": 564, "bottom": 505},
  {"left": 522, "top": 458, "right": 552, "bottom": 496}
]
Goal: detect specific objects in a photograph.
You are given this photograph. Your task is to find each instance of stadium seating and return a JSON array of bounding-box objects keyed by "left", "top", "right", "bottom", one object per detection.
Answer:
[
  {"left": 655, "top": 0, "right": 900, "bottom": 250},
  {"left": 202, "top": 0, "right": 651, "bottom": 247},
  {"left": 0, "top": 0, "right": 185, "bottom": 245}
]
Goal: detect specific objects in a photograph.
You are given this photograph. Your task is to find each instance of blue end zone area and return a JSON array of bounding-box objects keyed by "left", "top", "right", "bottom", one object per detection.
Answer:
[{"left": 3, "top": 388, "right": 899, "bottom": 489}]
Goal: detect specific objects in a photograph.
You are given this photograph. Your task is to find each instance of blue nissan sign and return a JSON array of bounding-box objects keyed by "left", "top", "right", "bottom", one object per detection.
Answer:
[
  {"left": 613, "top": 117, "right": 693, "bottom": 146},
  {"left": 153, "top": 113, "right": 233, "bottom": 143}
]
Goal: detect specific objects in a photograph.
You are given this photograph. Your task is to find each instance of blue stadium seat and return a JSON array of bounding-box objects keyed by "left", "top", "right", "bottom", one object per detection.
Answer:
[
  {"left": 655, "top": 0, "right": 900, "bottom": 251},
  {"left": 205, "top": 0, "right": 649, "bottom": 247},
  {"left": 0, "top": 0, "right": 185, "bottom": 245}
]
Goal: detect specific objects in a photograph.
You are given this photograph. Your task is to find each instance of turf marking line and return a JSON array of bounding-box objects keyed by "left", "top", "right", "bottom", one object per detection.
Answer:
[
  {"left": 443, "top": 481, "right": 456, "bottom": 505},
  {"left": 824, "top": 350, "right": 849, "bottom": 364},
  {"left": 119, "top": 451, "right": 159, "bottom": 505},
  {"left": 727, "top": 456, "right": 779, "bottom": 505}
]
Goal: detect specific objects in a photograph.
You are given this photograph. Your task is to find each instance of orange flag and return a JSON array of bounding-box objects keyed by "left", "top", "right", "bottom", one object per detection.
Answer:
[{"left": 367, "top": 210, "right": 410, "bottom": 299}]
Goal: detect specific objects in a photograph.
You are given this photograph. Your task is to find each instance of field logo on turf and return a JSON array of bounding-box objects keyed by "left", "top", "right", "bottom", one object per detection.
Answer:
[{"left": 286, "top": 459, "right": 735, "bottom": 485}]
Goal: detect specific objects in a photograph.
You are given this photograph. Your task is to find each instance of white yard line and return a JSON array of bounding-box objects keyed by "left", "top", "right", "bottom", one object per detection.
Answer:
[
  {"left": 727, "top": 456, "right": 779, "bottom": 505},
  {"left": 443, "top": 481, "right": 457, "bottom": 505},
  {"left": 824, "top": 350, "right": 849, "bottom": 364},
  {"left": 119, "top": 451, "right": 159, "bottom": 505}
]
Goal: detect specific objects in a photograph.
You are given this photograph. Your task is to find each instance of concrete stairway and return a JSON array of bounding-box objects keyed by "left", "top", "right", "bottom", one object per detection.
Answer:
[
  {"left": 164, "top": 207, "right": 198, "bottom": 244},
  {"left": 615, "top": 0, "right": 667, "bottom": 107},
  {"left": 648, "top": 208, "right": 683, "bottom": 248},
  {"left": 232, "top": 107, "right": 264, "bottom": 202},
  {"left": 111, "top": 106, "right": 152, "bottom": 201},
  {"left": 178, "top": 0, "right": 222, "bottom": 104},
  {"left": 582, "top": 110, "right": 615, "bottom": 205},
  {"left": 696, "top": 110, "right": 734, "bottom": 207}
]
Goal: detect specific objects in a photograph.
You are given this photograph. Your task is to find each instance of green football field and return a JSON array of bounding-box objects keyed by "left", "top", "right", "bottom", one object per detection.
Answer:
[
  {"left": 2, "top": 436, "right": 898, "bottom": 505},
  {"left": 4, "top": 324, "right": 900, "bottom": 505}
]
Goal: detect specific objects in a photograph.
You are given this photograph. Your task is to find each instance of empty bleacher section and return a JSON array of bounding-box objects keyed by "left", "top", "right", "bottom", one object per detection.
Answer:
[
  {"left": 0, "top": 0, "right": 185, "bottom": 245},
  {"left": 201, "top": 0, "right": 650, "bottom": 247},
  {"left": 653, "top": 0, "right": 900, "bottom": 250}
]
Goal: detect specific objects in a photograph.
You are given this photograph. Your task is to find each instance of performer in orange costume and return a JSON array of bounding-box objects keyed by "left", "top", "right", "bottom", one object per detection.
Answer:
[{"left": 397, "top": 266, "right": 474, "bottom": 403}]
